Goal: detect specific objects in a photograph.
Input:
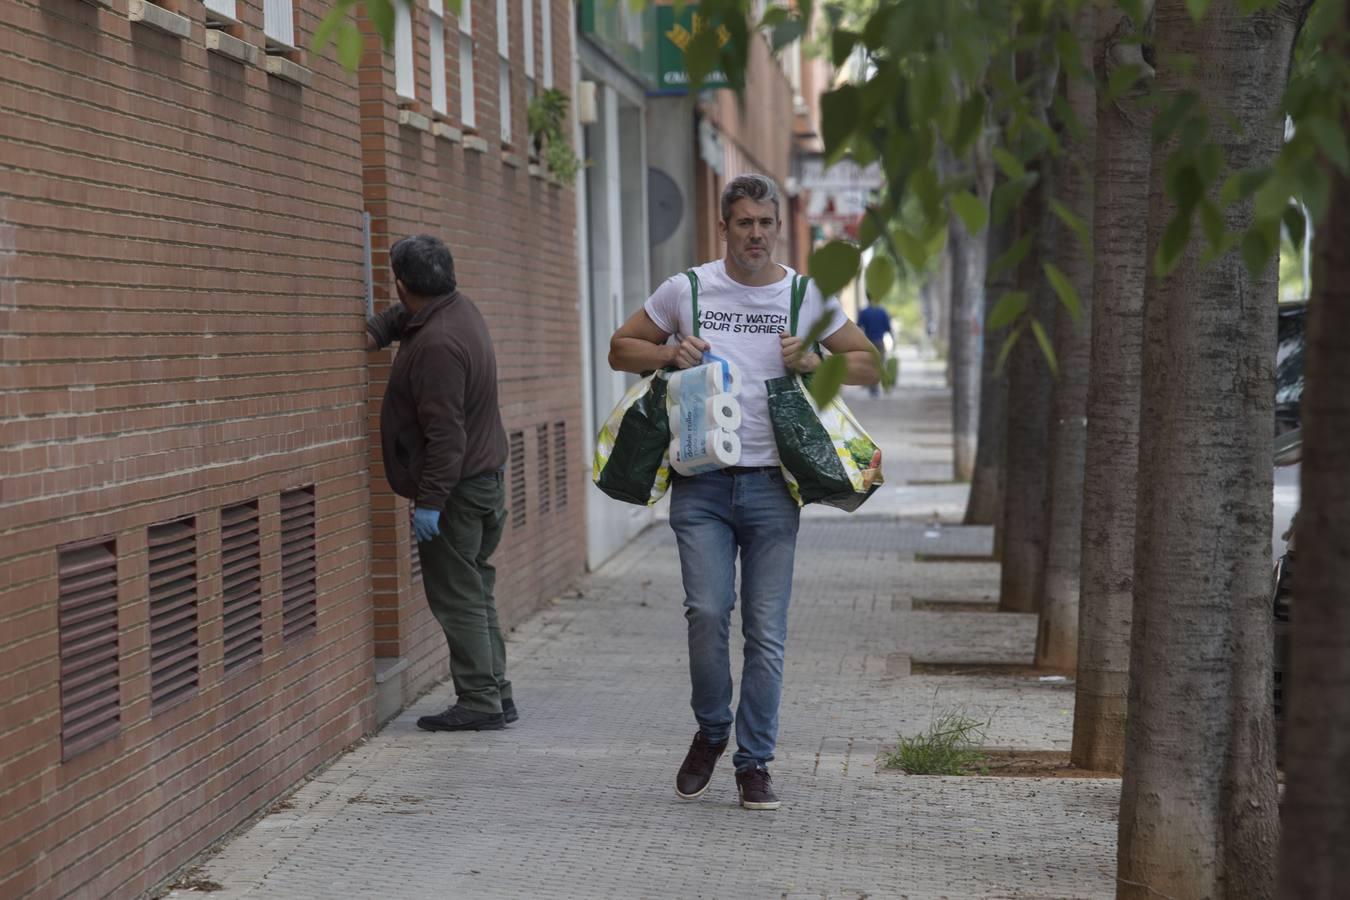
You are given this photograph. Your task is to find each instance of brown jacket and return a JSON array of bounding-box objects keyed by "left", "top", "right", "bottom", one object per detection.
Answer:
[{"left": 367, "top": 292, "right": 507, "bottom": 511}]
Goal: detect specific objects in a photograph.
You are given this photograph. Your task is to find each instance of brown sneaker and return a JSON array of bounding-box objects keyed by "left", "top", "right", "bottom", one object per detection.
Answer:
[
  {"left": 735, "top": 766, "right": 781, "bottom": 810},
  {"left": 675, "top": 732, "right": 727, "bottom": 799}
]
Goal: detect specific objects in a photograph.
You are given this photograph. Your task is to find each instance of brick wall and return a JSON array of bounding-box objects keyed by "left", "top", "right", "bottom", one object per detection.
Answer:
[
  {"left": 358, "top": 0, "right": 585, "bottom": 705},
  {"left": 0, "top": 0, "right": 373, "bottom": 896}
]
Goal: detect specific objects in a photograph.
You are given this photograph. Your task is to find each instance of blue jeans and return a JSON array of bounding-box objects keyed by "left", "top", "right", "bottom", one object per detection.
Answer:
[{"left": 669, "top": 467, "right": 801, "bottom": 772}]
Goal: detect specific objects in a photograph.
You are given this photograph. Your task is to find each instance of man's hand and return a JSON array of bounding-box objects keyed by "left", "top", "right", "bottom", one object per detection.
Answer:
[
  {"left": 780, "top": 332, "right": 821, "bottom": 374},
  {"left": 365, "top": 332, "right": 380, "bottom": 352},
  {"left": 412, "top": 507, "right": 442, "bottom": 542},
  {"left": 670, "top": 335, "right": 711, "bottom": 369}
]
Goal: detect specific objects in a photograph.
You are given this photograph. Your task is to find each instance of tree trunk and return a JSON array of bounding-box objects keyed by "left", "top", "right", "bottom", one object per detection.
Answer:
[
  {"left": 1071, "top": 1, "right": 1154, "bottom": 774},
  {"left": 1035, "top": 6, "right": 1098, "bottom": 671},
  {"left": 965, "top": 174, "right": 1012, "bottom": 529},
  {"left": 1117, "top": 3, "right": 1307, "bottom": 897},
  {"left": 948, "top": 220, "right": 984, "bottom": 481},
  {"left": 949, "top": 145, "right": 993, "bottom": 483},
  {"left": 1276, "top": 13, "right": 1350, "bottom": 891},
  {"left": 998, "top": 165, "right": 1055, "bottom": 614}
]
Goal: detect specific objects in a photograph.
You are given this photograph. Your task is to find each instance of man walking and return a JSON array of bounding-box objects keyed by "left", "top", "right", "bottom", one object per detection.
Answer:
[
  {"left": 366, "top": 234, "right": 516, "bottom": 732},
  {"left": 857, "top": 296, "right": 892, "bottom": 398},
  {"left": 608, "top": 174, "right": 880, "bottom": 809}
]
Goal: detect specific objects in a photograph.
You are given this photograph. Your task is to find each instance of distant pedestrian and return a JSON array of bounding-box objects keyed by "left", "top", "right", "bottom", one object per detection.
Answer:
[
  {"left": 366, "top": 234, "right": 517, "bottom": 732},
  {"left": 857, "top": 296, "right": 892, "bottom": 398},
  {"left": 608, "top": 174, "right": 881, "bottom": 810}
]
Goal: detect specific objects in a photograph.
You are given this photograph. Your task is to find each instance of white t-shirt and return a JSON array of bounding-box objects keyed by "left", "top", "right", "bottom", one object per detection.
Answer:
[{"left": 644, "top": 259, "right": 848, "bottom": 466}]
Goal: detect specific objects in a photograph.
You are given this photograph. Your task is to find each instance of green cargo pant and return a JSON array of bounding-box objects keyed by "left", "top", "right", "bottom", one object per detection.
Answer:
[{"left": 416, "top": 470, "right": 512, "bottom": 714}]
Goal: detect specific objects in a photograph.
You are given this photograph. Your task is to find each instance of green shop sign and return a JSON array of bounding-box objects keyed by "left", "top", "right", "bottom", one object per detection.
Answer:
[{"left": 654, "top": 6, "right": 731, "bottom": 93}]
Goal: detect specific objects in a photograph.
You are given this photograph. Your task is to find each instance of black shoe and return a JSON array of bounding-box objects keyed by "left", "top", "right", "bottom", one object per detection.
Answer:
[
  {"left": 416, "top": 705, "right": 505, "bottom": 732},
  {"left": 735, "top": 766, "right": 781, "bottom": 810},
  {"left": 676, "top": 732, "right": 727, "bottom": 799},
  {"left": 503, "top": 698, "right": 519, "bottom": 724}
]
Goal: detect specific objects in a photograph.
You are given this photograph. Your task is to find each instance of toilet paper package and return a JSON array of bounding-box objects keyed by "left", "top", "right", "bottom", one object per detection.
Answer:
[
  {"left": 666, "top": 359, "right": 742, "bottom": 475},
  {"left": 670, "top": 429, "right": 742, "bottom": 477}
]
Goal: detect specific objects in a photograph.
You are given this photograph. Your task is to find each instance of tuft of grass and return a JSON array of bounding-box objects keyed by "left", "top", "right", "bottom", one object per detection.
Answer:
[{"left": 885, "top": 709, "right": 991, "bottom": 775}]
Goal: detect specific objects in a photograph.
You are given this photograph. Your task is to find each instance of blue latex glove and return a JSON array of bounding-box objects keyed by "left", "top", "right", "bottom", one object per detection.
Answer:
[{"left": 412, "top": 507, "right": 442, "bottom": 542}]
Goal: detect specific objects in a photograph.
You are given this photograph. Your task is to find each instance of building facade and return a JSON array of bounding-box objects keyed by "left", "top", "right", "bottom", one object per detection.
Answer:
[{"left": 0, "top": 0, "right": 581, "bottom": 895}]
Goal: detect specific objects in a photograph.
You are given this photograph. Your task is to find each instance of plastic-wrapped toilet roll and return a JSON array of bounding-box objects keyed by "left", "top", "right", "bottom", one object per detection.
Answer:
[
  {"left": 700, "top": 353, "right": 743, "bottom": 397},
  {"left": 668, "top": 363, "right": 723, "bottom": 398},
  {"left": 670, "top": 428, "right": 741, "bottom": 476},
  {"left": 707, "top": 394, "right": 742, "bottom": 431}
]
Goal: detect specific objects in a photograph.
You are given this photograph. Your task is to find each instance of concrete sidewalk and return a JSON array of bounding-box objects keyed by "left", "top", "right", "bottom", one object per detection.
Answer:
[{"left": 172, "top": 356, "right": 1118, "bottom": 900}]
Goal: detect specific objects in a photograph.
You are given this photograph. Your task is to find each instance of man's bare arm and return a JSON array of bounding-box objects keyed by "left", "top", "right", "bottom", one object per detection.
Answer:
[{"left": 608, "top": 308, "right": 708, "bottom": 373}]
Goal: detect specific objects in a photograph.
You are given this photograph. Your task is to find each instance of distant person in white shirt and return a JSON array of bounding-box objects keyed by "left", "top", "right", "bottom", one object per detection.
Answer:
[{"left": 608, "top": 174, "right": 880, "bottom": 810}]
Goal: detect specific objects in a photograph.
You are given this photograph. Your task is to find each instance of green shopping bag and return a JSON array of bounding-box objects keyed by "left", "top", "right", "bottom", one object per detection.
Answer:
[
  {"left": 592, "top": 371, "right": 673, "bottom": 506},
  {"left": 767, "top": 275, "right": 884, "bottom": 511},
  {"left": 592, "top": 270, "right": 707, "bottom": 506}
]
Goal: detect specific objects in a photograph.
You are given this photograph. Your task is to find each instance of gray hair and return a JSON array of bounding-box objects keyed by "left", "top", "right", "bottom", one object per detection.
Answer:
[{"left": 720, "top": 174, "right": 781, "bottom": 223}]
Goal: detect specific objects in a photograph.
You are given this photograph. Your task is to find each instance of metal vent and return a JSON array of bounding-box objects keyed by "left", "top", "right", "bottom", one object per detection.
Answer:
[
  {"left": 509, "top": 430, "right": 527, "bottom": 529},
  {"left": 280, "top": 487, "right": 317, "bottom": 640},
  {"left": 553, "top": 421, "right": 568, "bottom": 509},
  {"left": 536, "top": 424, "right": 551, "bottom": 516},
  {"left": 147, "top": 518, "right": 198, "bottom": 711},
  {"left": 221, "top": 501, "right": 263, "bottom": 672},
  {"left": 58, "top": 540, "right": 120, "bottom": 760}
]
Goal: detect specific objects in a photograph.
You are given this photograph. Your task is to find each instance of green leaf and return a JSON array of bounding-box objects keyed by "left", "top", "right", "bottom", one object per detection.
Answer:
[
  {"left": 893, "top": 229, "right": 928, "bottom": 271},
  {"left": 1153, "top": 91, "right": 1199, "bottom": 144},
  {"left": 1154, "top": 210, "right": 1193, "bottom": 276},
  {"left": 801, "top": 311, "right": 838, "bottom": 352},
  {"left": 1282, "top": 203, "right": 1307, "bottom": 250},
  {"left": 808, "top": 354, "right": 849, "bottom": 407},
  {"left": 831, "top": 29, "right": 860, "bottom": 68},
  {"left": 1049, "top": 200, "right": 1090, "bottom": 255},
  {"left": 991, "top": 174, "right": 1035, "bottom": 225},
  {"left": 988, "top": 291, "right": 1029, "bottom": 331},
  {"left": 368, "top": 0, "right": 396, "bottom": 44},
  {"left": 951, "top": 191, "right": 989, "bottom": 235},
  {"left": 1199, "top": 199, "right": 1227, "bottom": 249},
  {"left": 1303, "top": 115, "right": 1350, "bottom": 174},
  {"left": 994, "top": 325, "right": 1022, "bottom": 375},
  {"left": 820, "top": 86, "right": 861, "bottom": 158},
  {"left": 864, "top": 254, "right": 896, "bottom": 304},
  {"left": 1241, "top": 227, "right": 1275, "bottom": 277},
  {"left": 1106, "top": 63, "right": 1146, "bottom": 102},
  {"left": 771, "top": 18, "right": 805, "bottom": 52},
  {"left": 992, "top": 147, "right": 1026, "bottom": 180},
  {"left": 311, "top": 2, "right": 350, "bottom": 58},
  {"left": 881, "top": 356, "right": 900, "bottom": 390},
  {"left": 337, "top": 20, "right": 364, "bottom": 71},
  {"left": 1185, "top": 0, "right": 1211, "bottom": 21},
  {"left": 759, "top": 6, "right": 790, "bottom": 28},
  {"left": 990, "top": 231, "right": 1034, "bottom": 276},
  {"left": 808, "top": 241, "right": 862, "bottom": 297},
  {"left": 1221, "top": 167, "right": 1273, "bottom": 207},
  {"left": 1043, "top": 263, "right": 1081, "bottom": 325},
  {"left": 951, "top": 93, "right": 986, "bottom": 156},
  {"left": 1030, "top": 317, "right": 1058, "bottom": 376}
]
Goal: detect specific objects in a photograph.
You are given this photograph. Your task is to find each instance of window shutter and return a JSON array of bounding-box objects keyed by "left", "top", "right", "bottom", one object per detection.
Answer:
[
  {"left": 509, "top": 430, "right": 527, "bottom": 528},
  {"left": 221, "top": 501, "right": 263, "bottom": 672},
  {"left": 553, "top": 421, "right": 568, "bottom": 509},
  {"left": 280, "top": 487, "right": 317, "bottom": 640},
  {"left": 536, "top": 424, "right": 551, "bottom": 516},
  {"left": 58, "top": 540, "right": 120, "bottom": 760},
  {"left": 148, "top": 518, "right": 199, "bottom": 712}
]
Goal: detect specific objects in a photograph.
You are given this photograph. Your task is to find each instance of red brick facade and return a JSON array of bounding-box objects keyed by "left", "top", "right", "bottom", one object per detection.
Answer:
[{"left": 0, "top": 0, "right": 582, "bottom": 894}]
